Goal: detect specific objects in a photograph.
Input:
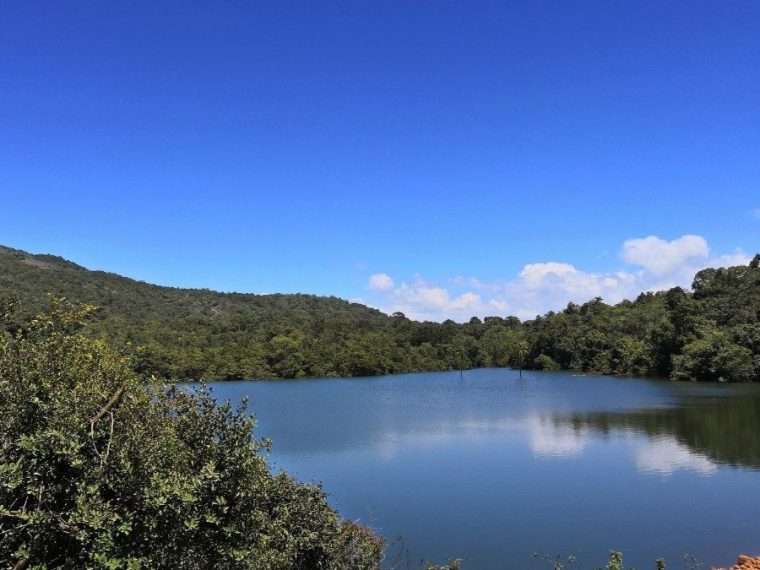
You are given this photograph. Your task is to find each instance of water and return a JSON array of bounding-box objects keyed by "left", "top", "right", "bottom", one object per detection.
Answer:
[{"left": 204, "top": 369, "right": 760, "bottom": 569}]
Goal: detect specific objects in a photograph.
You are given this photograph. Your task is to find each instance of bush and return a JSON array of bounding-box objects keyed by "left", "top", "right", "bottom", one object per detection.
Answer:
[
  {"left": 534, "top": 354, "right": 561, "bottom": 371},
  {"left": 0, "top": 298, "right": 382, "bottom": 569}
]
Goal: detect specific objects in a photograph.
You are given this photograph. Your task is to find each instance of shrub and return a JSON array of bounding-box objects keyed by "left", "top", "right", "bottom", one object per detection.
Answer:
[
  {"left": 534, "top": 354, "right": 561, "bottom": 371},
  {"left": 0, "top": 298, "right": 382, "bottom": 569}
]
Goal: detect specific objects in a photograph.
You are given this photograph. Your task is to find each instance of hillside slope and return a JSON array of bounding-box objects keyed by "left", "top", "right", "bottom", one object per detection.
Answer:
[
  {"left": 1, "top": 245, "right": 759, "bottom": 382},
  {"left": 0, "top": 245, "right": 424, "bottom": 379}
]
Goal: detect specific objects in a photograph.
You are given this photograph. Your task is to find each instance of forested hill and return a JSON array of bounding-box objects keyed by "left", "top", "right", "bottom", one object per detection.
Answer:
[{"left": 1, "top": 244, "right": 759, "bottom": 382}]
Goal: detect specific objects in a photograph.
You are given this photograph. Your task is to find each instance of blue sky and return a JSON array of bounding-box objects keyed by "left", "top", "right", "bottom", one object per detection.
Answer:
[{"left": 2, "top": 2, "right": 759, "bottom": 320}]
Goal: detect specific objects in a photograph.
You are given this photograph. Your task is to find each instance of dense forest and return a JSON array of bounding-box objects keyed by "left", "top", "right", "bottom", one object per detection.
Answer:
[{"left": 1, "top": 244, "right": 759, "bottom": 382}]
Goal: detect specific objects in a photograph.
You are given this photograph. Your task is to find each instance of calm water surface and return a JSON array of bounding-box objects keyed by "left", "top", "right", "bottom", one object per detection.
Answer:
[{"left": 206, "top": 369, "right": 760, "bottom": 569}]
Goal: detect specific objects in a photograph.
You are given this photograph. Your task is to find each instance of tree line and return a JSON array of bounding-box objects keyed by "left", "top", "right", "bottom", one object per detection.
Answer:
[{"left": 1, "top": 245, "right": 759, "bottom": 382}]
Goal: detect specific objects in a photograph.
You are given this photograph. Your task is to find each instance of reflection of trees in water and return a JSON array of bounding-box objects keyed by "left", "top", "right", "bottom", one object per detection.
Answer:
[{"left": 560, "top": 395, "right": 760, "bottom": 470}]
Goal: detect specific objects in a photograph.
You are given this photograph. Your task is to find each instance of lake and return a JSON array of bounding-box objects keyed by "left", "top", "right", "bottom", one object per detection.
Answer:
[{"left": 205, "top": 369, "right": 760, "bottom": 569}]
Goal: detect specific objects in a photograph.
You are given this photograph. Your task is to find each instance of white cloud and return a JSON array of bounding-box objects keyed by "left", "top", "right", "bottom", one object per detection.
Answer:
[
  {"left": 501, "top": 264, "right": 640, "bottom": 320},
  {"left": 519, "top": 262, "right": 577, "bottom": 286},
  {"left": 712, "top": 250, "right": 753, "bottom": 267},
  {"left": 368, "top": 273, "right": 394, "bottom": 291},
  {"left": 365, "top": 235, "right": 749, "bottom": 322},
  {"left": 621, "top": 235, "right": 709, "bottom": 275},
  {"left": 386, "top": 278, "right": 486, "bottom": 321}
]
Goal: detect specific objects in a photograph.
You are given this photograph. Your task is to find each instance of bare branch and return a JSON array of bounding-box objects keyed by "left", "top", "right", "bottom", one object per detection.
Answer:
[{"left": 89, "top": 384, "right": 126, "bottom": 436}]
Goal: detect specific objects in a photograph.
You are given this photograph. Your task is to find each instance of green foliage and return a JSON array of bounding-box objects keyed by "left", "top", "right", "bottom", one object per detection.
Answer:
[
  {"left": 534, "top": 354, "right": 561, "bottom": 371},
  {"left": 520, "top": 264, "right": 760, "bottom": 382},
  {"left": 672, "top": 329, "right": 754, "bottom": 382},
  {"left": 2, "top": 245, "right": 760, "bottom": 382},
  {"left": 603, "top": 551, "right": 625, "bottom": 570},
  {"left": 0, "top": 300, "right": 382, "bottom": 569}
]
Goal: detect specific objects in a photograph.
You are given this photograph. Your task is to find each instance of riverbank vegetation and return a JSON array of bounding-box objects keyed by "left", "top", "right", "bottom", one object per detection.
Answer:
[
  {"left": 1, "top": 245, "right": 759, "bottom": 382},
  {"left": 0, "top": 299, "right": 383, "bottom": 569}
]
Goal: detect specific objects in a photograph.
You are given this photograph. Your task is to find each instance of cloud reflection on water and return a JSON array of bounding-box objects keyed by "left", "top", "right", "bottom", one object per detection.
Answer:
[
  {"left": 635, "top": 436, "right": 717, "bottom": 476},
  {"left": 369, "top": 412, "right": 721, "bottom": 477}
]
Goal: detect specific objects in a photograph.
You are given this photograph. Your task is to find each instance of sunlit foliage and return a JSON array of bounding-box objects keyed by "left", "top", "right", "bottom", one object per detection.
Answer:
[{"left": 0, "top": 299, "right": 382, "bottom": 569}]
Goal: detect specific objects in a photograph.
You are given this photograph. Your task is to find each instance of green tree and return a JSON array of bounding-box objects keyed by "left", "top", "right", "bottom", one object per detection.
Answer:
[
  {"left": 672, "top": 328, "right": 754, "bottom": 382},
  {"left": 534, "top": 354, "right": 561, "bottom": 371},
  {"left": 0, "top": 299, "right": 382, "bottom": 569}
]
